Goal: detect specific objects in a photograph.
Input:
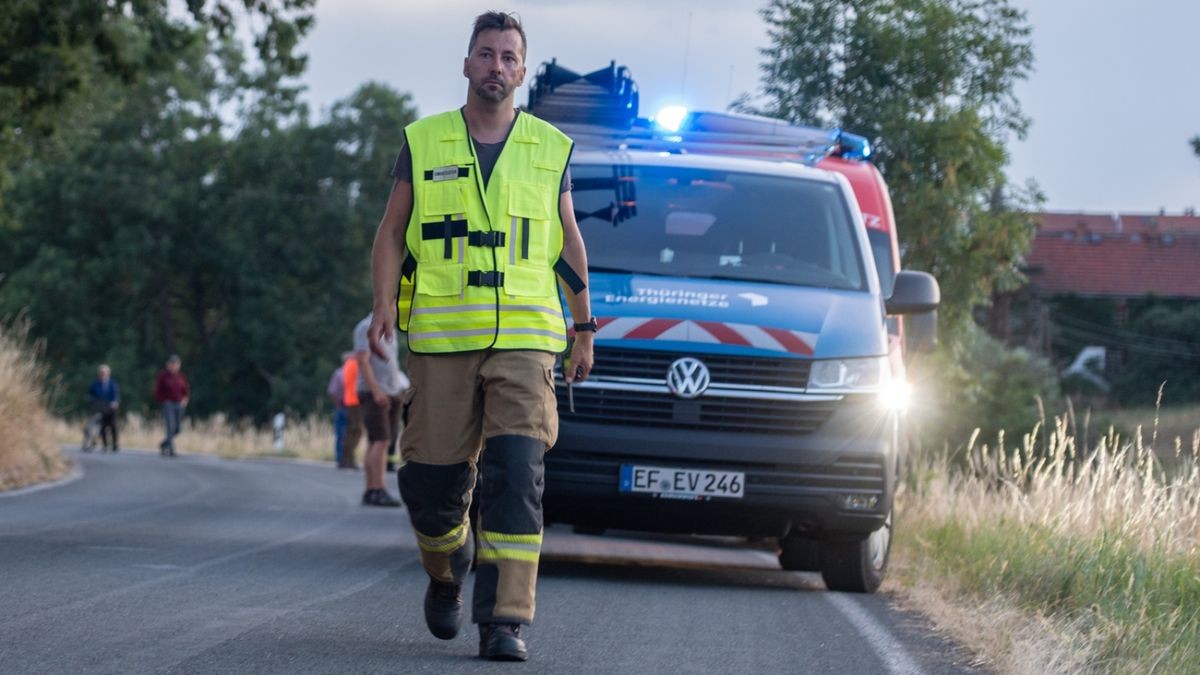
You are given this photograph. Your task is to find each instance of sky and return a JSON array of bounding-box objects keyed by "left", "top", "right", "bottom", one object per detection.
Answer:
[{"left": 296, "top": 0, "right": 1200, "bottom": 214}]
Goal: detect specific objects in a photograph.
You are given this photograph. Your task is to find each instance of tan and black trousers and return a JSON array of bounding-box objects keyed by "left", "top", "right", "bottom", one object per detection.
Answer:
[{"left": 397, "top": 350, "right": 557, "bottom": 625}]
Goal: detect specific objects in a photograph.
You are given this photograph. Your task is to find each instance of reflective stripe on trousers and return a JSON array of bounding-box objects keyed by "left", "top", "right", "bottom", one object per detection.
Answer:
[{"left": 477, "top": 530, "right": 542, "bottom": 563}]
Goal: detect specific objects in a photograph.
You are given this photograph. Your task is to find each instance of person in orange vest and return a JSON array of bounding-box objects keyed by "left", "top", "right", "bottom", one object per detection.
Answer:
[
  {"left": 340, "top": 352, "right": 363, "bottom": 469},
  {"left": 327, "top": 352, "right": 357, "bottom": 467}
]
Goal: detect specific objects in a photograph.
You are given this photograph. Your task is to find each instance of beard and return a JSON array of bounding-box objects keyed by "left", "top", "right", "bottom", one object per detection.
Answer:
[{"left": 473, "top": 78, "right": 513, "bottom": 103}]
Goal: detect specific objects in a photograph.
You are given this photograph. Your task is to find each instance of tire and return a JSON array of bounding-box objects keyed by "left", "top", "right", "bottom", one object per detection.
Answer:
[
  {"left": 818, "top": 509, "right": 892, "bottom": 593},
  {"left": 777, "top": 533, "right": 820, "bottom": 571}
]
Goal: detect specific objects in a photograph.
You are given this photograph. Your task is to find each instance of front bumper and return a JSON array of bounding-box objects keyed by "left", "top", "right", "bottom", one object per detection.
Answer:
[{"left": 544, "top": 395, "right": 899, "bottom": 539}]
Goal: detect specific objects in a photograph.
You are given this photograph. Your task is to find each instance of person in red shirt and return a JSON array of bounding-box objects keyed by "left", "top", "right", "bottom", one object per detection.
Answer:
[{"left": 154, "top": 354, "right": 190, "bottom": 457}]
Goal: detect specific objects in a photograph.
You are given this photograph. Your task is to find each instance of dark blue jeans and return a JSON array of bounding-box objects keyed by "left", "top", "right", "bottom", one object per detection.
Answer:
[
  {"left": 161, "top": 402, "right": 183, "bottom": 454},
  {"left": 333, "top": 406, "right": 347, "bottom": 465}
]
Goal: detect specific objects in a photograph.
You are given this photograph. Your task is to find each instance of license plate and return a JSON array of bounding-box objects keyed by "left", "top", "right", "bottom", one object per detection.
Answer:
[{"left": 619, "top": 465, "right": 745, "bottom": 500}]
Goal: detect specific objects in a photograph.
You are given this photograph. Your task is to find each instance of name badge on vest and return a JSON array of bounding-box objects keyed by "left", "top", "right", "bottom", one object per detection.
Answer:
[{"left": 431, "top": 166, "right": 460, "bottom": 182}]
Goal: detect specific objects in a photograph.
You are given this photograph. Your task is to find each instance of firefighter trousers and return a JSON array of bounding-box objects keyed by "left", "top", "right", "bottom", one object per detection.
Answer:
[{"left": 397, "top": 350, "right": 557, "bottom": 625}]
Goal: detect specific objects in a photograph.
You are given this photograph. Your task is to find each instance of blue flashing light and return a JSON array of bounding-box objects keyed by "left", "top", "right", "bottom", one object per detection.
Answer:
[
  {"left": 654, "top": 106, "right": 689, "bottom": 133},
  {"left": 838, "top": 131, "right": 872, "bottom": 160}
]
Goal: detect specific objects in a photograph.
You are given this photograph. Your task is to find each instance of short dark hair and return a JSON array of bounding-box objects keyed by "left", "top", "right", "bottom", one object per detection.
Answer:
[{"left": 468, "top": 11, "right": 527, "bottom": 60}]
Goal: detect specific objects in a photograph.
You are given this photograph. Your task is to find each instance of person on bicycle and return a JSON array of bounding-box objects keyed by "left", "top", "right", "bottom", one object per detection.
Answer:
[{"left": 87, "top": 365, "right": 121, "bottom": 452}]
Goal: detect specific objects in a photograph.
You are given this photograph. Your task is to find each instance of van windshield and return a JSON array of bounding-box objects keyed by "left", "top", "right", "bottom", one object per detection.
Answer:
[{"left": 571, "top": 163, "right": 866, "bottom": 290}]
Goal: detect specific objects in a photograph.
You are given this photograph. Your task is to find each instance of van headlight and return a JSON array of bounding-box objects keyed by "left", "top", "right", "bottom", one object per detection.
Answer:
[
  {"left": 808, "top": 357, "right": 888, "bottom": 389},
  {"left": 808, "top": 357, "right": 909, "bottom": 412}
]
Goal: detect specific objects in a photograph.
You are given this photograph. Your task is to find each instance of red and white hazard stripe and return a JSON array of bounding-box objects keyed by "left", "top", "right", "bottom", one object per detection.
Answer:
[{"left": 586, "top": 317, "right": 816, "bottom": 355}]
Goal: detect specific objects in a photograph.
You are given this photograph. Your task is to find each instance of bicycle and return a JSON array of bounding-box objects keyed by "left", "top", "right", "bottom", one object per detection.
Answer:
[{"left": 81, "top": 413, "right": 102, "bottom": 452}]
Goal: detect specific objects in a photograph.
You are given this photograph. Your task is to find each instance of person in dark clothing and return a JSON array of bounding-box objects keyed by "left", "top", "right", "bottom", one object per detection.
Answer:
[
  {"left": 154, "top": 355, "right": 190, "bottom": 457},
  {"left": 88, "top": 364, "right": 121, "bottom": 452}
]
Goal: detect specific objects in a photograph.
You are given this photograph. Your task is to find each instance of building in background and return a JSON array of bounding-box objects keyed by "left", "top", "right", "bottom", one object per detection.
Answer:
[{"left": 986, "top": 210, "right": 1200, "bottom": 403}]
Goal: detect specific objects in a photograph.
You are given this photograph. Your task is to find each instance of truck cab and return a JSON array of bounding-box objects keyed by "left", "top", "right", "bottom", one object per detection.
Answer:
[{"left": 529, "top": 62, "right": 939, "bottom": 593}]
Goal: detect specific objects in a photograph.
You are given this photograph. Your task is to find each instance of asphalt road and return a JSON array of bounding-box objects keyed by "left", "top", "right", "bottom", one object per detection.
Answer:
[{"left": 0, "top": 449, "right": 978, "bottom": 674}]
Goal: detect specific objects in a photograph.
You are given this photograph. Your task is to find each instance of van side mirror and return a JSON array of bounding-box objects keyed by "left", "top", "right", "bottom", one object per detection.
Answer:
[{"left": 885, "top": 270, "right": 940, "bottom": 315}]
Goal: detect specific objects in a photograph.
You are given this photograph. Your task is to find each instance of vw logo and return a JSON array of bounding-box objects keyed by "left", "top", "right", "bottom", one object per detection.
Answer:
[{"left": 666, "top": 357, "right": 711, "bottom": 399}]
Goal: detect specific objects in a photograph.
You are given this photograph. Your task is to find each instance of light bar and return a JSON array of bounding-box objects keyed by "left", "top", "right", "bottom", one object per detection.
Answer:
[
  {"left": 837, "top": 131, "right": 872, "bottom": 160},
  {"left": 654, "top": 106, "right": 689, "bottom": 133}
]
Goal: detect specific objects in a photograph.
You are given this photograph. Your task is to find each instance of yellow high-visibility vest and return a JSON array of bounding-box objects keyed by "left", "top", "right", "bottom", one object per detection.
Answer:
[{"left": 397, "top": 110, "right": 572, "bottom": 354}]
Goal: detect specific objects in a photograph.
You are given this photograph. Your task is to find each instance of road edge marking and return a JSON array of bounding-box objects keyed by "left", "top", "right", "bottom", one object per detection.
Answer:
[
  {"left": 826, "top": 591, "right": 925, "bottom": 675},
  {"left": 0, "top": 460, "right": 84, "bottom": 499}
]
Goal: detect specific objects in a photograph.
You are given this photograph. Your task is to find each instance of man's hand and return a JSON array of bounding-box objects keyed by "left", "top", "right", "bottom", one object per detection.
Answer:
[
  {"left": 372, "top": 390, "right": 391, "bottom": 408},
  {"left": 566, "top": 332, "right": 594, "bottom": 383},
  {"left": 368, "top": 307, "right": 397, "bottom": 360}
]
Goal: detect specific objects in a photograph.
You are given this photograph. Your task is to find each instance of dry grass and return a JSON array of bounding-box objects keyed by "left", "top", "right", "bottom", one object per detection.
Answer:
[
  {"left": 0, "top": 321, "right": 68, "bottom": 491},
  {"left": 885, "top": 568, "right": 1094, "bottom": 673},
  {"left": 894, "top": 411, "right": 1200, "bottom": 673},
  {"left": 1103, "top": 404, "right": 1200, "bottom": 457},
  {"left": 53, "top": 412, "right": 338, "bottom": 461}
]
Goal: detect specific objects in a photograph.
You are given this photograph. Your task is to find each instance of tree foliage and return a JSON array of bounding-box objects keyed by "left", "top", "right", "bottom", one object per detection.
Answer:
[
  {"left": 0, "top": 2, "right": 415, "bottom": 421},
  {"left": 751, "top": 0, "right": 1040, "bottom": 340},
  {"left": 0, "top": 0, "right": 313, "bottom": 159},
  {"left": 1111, "top": 301, "right": 1200, "bottom": 406},
  {"left": 749, "top": 0, "right": 1053, "bottom": 444},
  {"left": 913, "top": 325, "right": 1062, "bottom": 446}
]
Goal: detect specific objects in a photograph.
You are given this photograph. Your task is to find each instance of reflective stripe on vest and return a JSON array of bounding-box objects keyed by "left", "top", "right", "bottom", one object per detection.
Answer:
[{"left": 397, "top": 110, "right": 572, "bottom": 354}]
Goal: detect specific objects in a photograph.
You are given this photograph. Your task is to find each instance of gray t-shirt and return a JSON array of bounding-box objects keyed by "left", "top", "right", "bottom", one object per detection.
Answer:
[{"left": 352, "top": 315, "right": 409, "bottom": 397}]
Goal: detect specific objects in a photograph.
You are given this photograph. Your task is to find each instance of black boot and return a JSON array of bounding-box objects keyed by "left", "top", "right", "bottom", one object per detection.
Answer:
[
  {"left": 478, "top": 623, "right": 528, "bottom": 661},
  {"left": 424, "top": 577, "right": 463, "bottom": 640}
]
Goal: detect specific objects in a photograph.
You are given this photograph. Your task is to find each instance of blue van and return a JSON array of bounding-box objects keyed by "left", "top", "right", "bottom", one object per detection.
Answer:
[{"left": 530, "top": 62, "right": 940, "bottom": 593}]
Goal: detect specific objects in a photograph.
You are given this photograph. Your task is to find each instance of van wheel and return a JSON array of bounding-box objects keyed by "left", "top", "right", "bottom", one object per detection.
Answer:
[
  {"left": 818, "top": 509, "right": 892, "bottom": 593},
  {"left": 777, "top": 533, "right": 820, "bottom": 571}
]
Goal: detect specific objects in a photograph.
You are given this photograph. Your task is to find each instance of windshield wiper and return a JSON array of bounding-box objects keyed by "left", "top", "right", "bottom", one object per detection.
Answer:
[{"left": 705, "top": 274, "right": 798, "bottom": 286}]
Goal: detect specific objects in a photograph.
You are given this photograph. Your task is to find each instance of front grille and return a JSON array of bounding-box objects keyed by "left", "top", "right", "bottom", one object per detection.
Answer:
[
  {"left": 556, "top": 388, "right": 837, "bottom": 435},
  {"left": 765, "top": 454, "right": 886, "bottom": 492},
  {"left": 590, "top": 346, "right": 811, "bottom": 389}
]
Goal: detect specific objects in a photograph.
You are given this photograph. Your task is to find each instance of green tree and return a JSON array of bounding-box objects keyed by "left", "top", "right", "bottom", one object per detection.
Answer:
[
  {"left": 3, "top": 75, "right": 418, "bottom": 419},
  {"left": 1111, "top": 301, "right": 1200, "bottom": 406},
  {"left": 1, "top": 0, "right": 418, "bottom": 421},
  {"left": 0, "top": 0, "right": 313, "bottom": 169},
  {"left": 749, "top": 0, "right": 1054, "bottom": 444},
  {"left": 2, "top": 27, "right": 229, "bottom": 413},
  {"left": 197, "top": 84, "right": 416, "bottom": 418},
  {"left": 751, "top": 0, "right": 1040, "bottom": 340}
]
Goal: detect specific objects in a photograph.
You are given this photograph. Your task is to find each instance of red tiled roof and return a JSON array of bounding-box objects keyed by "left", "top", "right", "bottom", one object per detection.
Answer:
[
  {"left": 1035, "top": 211, "right": 1200, "bottom": 236},
  {"left": 1025, "top": 232, "right": 1200, "bottom": 298}
]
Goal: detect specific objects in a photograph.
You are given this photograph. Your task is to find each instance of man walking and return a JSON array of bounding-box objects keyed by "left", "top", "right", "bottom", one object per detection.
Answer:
[
  {"left": 367, "top": 11, "right": 594, "bottom": 661},
  {"left": 354, "top": 314, "right": 407, "bottom": 507},
  {"left": 88, "top": 364, "right": 121, "bottom": 452},
  {"left": 154, "top": 355, "right": 189, "bottom": 457}
]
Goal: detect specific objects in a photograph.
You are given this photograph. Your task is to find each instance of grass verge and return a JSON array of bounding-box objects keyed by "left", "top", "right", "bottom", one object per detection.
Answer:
[
  {"left": 0, "top": 321, "right": 68, "bottom": 491},
  {"left": 52, "top": 412, "right": 337, "bottom": 462},
  {"left": 892, "top": 417, "right": 1200, "bottom": 673}
]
